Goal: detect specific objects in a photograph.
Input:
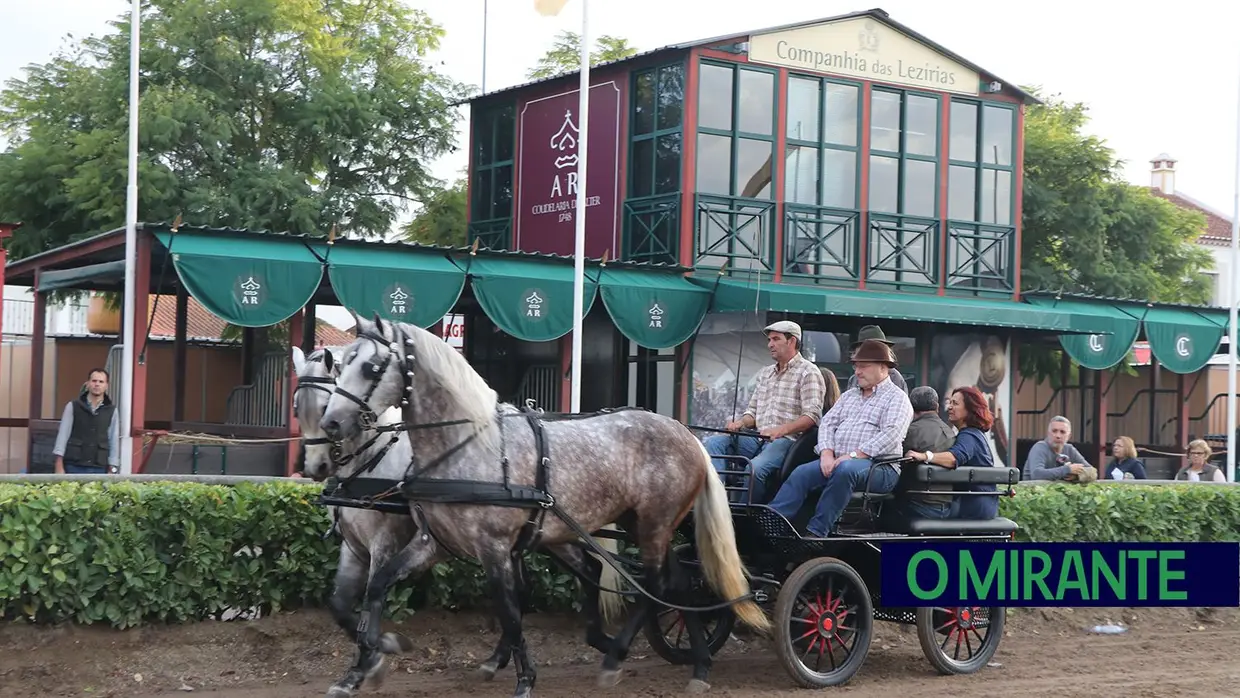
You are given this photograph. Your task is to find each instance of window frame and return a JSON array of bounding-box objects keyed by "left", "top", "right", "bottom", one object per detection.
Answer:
[
  {"left": 694, "top": 59, "right": 780, "bottom": 200},
  {"left": 784, "top": 73, "right": 864, "bottom": 210},
  {"left": 867, "top": 86, "right": 942, "bottom": 219},
  {"left": 628, "top": 60, "right": 686, "bottom": 199},
  {"left": 945, "top": 98, "right": 1017, "bottom": 226},
  {"left": 470, "top": 102, "right": 516, "bottom": 223}
]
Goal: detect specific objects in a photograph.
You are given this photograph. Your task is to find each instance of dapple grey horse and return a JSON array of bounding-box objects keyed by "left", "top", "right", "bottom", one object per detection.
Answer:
[
  {"left": 318, "top": 315, "right": 770, "bottom": 698},
  {"left": 293, "top": 346, "right": 626, "bottom": 698}
]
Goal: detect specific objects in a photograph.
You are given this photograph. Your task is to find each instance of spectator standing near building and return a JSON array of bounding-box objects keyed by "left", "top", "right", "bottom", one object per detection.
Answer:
[{"left": 52, "top": 368, "right": 120, "bottom": 475}]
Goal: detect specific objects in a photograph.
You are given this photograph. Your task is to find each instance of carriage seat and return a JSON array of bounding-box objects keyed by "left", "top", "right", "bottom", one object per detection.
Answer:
[
  {"left": 759, "top": 426, "right": 900, "bottom": 505},
  {"left": 882, "top": 464, "right": 1022, "bottom": 536}
]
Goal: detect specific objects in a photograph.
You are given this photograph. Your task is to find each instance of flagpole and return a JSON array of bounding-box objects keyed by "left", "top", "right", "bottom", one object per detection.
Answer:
[
  {"left": 481, "top": 0, "right": 489, "bottom": 93},
  {"left": 118, "top": 0, "right": 141, "bottom": 475},
  {"left": 569, "top": 0, "right": 589, "bottom": 413},
  {"left": 1227, "top": 48, "right": 1240, "bottom": 483}
]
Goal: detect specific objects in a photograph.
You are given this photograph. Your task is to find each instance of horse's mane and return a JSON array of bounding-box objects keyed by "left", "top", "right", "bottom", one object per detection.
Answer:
[{"left": 395, "top": 320, "right": 498, "bottom": 430}]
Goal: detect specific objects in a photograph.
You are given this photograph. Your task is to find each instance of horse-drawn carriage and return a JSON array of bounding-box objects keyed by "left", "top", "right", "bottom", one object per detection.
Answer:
[
  {"left": 640, "top": 425, "right": 1020, "bottom": 688},
  {"left": 292, "top": 315, "right": 1021, "bottom": 698}
]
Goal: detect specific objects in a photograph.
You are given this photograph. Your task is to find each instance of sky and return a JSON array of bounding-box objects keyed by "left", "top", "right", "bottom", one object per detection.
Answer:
[{"left": 3, "top": 0, "right": 1240, "bottom": 326}]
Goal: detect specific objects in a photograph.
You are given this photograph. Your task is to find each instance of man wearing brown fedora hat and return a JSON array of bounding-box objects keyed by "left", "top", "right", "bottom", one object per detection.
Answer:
[
  {"left": 767, "top": 338, "right": 913, "bottom": 538},
  {"left": 846, "top": 325, "right": 907, "bottom": 393},
  {"left": 704, "top": 320, "right": 827, "bottom": 503}
]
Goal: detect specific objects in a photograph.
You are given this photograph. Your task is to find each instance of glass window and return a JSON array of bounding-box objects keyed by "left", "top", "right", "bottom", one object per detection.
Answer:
[
  {"left": 631, "top": 139, "right": 653, "bottom": 198},
  {"left": 906, "top": 95, "right": 938, "bottom": 157},
  {"left": 629, "top": 63, "right": 684, "bottom": 199},
  {"left": 736, "top": 138, "right": 773, "bottom": 199},
  {"left": 695, "top": 133, "right": 731, "bottom": 195},
  {"left": 902, "top": 159, "right": 936, "bottom": 218},
  {"left": 948, "top": 164, "right": 975, "bottom": 221},
  {"left": 822, "top": 149, "right": 856, "bottom": 209},
  {"left": 950, "top": 101, "right": 977, "bottom": 162},
  {"left": 981, "top": 169, "right": 1012, "bottom": 225},
  {"left": 654, "top": 132, "right": 681, "bottom": 195},
  {"left": 633, "top": 71, "right": 655, "bottom": 135},
  {"left": 656, "top": 66, "right": 683, "bottom": 131},
  {"left": 785, "top": 145, "right": 817, "bottom": 204},
  {"left": 738, "top": 69, "right": 774, "bottom": 135},
  {"left": 869, "top": 155, "right": 899, "bottom": 213},
  {"left": 470, "top": 104, "right": 515, "bottom": 222},
  {"left": 697, "top": 63, "right": 733, "bottom": 131},
  {"left": 870, "top": 90, "right": 901, "bottom": 152},
  {"left": 824, "top": 83, "right": 859, "bottom": 147},
  {"left": 786, "top": 77, "right": 820, "bottom": 142},
  {"left": 982, "top": 105, "right": 1013, "bottom": 166}
]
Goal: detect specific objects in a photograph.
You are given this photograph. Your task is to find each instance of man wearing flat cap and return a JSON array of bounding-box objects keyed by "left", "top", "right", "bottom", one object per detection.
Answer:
[
  {"left": 846, "top": 325, "right": 907, "bottom": 393},
  {"left": 767, "top": 338, "right": 914, "bottom": 537},
  {"left": 705, "top": 320, "right": 827, "bottom": 503}
]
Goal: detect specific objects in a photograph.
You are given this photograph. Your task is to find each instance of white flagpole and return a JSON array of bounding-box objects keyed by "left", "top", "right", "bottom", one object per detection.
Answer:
[
  {"left": 119, "top": 0, "right": 141, "bottom": 474},
  {"left": 1228, "top": 50, "right": 1240, "bottom": 483},
  {"left": 481, "top": 0, "right": 489, "bottom": 93},
  {"left": 569, "top": 0, "right": 589, "bottom": 413}
]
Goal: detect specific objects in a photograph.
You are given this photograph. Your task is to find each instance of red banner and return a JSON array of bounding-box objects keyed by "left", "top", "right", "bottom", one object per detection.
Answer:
[{"left": 515, "top": 81, "right": 622, "bottom": 258}]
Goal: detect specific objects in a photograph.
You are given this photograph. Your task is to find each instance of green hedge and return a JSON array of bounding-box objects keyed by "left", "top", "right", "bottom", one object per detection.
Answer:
[{"left": 1, "top": 480, "right": 1237, "bottom": 628}]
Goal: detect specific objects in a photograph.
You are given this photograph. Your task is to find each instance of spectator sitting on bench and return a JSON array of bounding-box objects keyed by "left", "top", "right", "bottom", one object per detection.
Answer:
[
  {"left": 885, "top": 385, "right": 957, "bottom": 521},
  {"left": 766, "top": 339, "right": 913, "bottom": 538},
  {"left": 1104, "top": 436, "right": 1148, "bottom": 480},
  {"left": 1023, "top": 415, "right": 1093, "bottom": 481},
  {"left": 906, "top": 386, "right": 999, "bottom": 520},
  {"left": 1174, "top": 440, "right": 1226, "bottom": 482}
]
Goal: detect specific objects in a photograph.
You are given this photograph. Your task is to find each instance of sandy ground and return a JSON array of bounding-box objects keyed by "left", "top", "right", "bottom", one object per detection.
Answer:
[{"left": 2, "top": 605, "right": 1237, "bottom": 697}]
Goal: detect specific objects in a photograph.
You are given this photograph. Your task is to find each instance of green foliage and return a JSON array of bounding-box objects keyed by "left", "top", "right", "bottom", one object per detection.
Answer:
[
  {"left": 999, "top": 482, "right": 1240, "bottom": 543},
  {"left": 0, "top": 0, "right": 474, "bottom": 260},
  {"left": 402, "top": 174, "right": 468, "bottom": 247},
  {"left": 527, "top": 31, "right": 639, "bottom": 80},
  {"left": 3, "top": 480, "right": 1235, "bottom": 629},
  {"left": 1017, "top": 88, "right": 1215, "bottom": 384}
]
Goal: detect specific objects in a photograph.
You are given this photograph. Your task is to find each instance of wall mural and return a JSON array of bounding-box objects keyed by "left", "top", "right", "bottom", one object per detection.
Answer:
[{"left": 927, "top": 334, "right": 1012, "bottom": 469}]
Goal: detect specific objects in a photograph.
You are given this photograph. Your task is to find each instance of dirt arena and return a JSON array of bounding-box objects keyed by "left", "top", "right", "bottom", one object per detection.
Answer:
[{"left": 2, "top": 605, "right": 1237, "bottom": 697}]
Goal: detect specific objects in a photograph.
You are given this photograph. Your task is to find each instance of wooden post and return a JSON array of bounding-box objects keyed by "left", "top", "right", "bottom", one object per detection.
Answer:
[
  {"left": 29, "top": 269, "right": 47, "bottom": 470},
  {"left": 286, "top": 309, "right": 305, "bottom": 476},
  {"left": 1092, "top": 368, "right": 1108, "bottom": 470},
  {"left": 173, "top": 285, "right": 188, "bottom": 422}
]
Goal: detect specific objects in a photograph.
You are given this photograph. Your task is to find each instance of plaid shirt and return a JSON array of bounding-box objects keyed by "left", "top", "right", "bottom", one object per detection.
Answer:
[
  {"left": 743, "top": 353, "right": 827, "bottom": 439},
  {"left": 815, "top": 376, "right": 913, "bottom": 458}
]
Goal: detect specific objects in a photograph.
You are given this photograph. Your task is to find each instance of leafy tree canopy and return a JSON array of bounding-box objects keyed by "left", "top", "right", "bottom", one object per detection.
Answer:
[
  {"left": 0, "top": 0, "right": 473, "bottom": 260},
  {"left": 402, "top": 173, "right": 467, "bottom": 247},
  {"left": 526, "top": 31, "right": 638, "bottom": 81}
]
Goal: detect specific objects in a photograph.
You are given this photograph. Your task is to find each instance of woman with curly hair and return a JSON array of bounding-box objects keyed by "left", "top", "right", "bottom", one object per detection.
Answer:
[{"left": 905, "top": 385, "right": 1001, "bottom": 520}]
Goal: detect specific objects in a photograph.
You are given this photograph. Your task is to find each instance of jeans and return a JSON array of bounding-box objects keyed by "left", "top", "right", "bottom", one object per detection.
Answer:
[
  {"left": 950, "top": 486, "right": 999, "bottom": 520},
  {"left": 64, "top": 462, "right": 108, "bottom": 475},
  {"left": 768, "top": 457, "right": 900, "bottom": 537},
  {"left": 703, "top": 434, "right": 794, "bottom": 503},
  {"left": 891, "top": 497, "right": 952, "bottom": 520}
]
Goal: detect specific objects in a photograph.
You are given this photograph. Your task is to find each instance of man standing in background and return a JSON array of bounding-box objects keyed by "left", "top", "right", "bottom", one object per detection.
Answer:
[{"left": 53, "top": 368, "right": 120, "bottom": 475}]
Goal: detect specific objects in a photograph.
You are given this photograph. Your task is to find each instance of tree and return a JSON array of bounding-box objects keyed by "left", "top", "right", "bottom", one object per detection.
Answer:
[
  {"left": 1018, "top": 89, "right": 1215, "bottom": 381},
  {"left": 402, "top": 175, "right": 468, "bottom": 247},
  {"left": 0, "top": 0, "right": 474, "bottom": 260},
  {"left": 527, "top": 31, "right": 638, "bottom": 80}
]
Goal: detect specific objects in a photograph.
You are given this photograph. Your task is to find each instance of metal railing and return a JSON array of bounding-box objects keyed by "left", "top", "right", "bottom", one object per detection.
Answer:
[
  {"left": 3, "top": 297, "right": 90, "bottom": 336},
  {"left": 225, "top": 351, "right": 288, "bottom": 427}
]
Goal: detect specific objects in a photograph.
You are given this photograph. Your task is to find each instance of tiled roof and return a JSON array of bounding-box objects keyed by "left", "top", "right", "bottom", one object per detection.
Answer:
[
  {"left": 145, "top": 295, "right": 355, "bottom": 347},
  {"left": 1148, "top": 188, "right": 1234, "bottom": 247}
]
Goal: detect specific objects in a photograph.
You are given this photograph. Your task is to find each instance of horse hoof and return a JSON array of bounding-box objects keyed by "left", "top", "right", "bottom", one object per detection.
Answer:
[
  {"left": 598, "top": 669, "right": 623, "bottom": 688},
  {"left": 380, "top": 631, "right": 414, "bottom": 654},
  {"left": 477, "top": 661, "right": 499, "bottom": 681},
  {"left": 363, "top": 655, "right": 389, "bottom": 688},
  {"left": 326, "top": 686, "right": 354, "bottom": 698},
  {"left": 686, "top": 679, "right": 711, "bottom": 694}
]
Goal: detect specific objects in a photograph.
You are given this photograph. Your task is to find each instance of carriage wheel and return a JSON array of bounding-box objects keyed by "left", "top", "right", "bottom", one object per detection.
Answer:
[
  {"left": 915, "top": 606, "right": 1005, "bottom": 675},
  {"left": 773, "top": 557, "right": 873, "bottom": 688},
  {"left": 641, "top": 544, "right": 736, "bottom": 665}
]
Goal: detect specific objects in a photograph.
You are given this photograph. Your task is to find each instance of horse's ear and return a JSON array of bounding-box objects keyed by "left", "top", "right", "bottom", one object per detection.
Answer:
[
  {"left": 372, "top": 312, "right": 387, "bottom": 336},
  {"left": 322, "top": 348, "right": 335, "bottom": 372},
  {"left": 291, "top": 346, "right": 306, "bottom": 373}
]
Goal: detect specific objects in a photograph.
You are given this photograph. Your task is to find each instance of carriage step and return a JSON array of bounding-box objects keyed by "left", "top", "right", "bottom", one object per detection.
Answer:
[{"left": 834, "top": 530, "right": 910, "bottom": 539}]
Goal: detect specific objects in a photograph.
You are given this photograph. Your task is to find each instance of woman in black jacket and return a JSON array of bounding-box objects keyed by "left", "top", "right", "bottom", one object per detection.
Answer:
[{"left": 1104, "top": 436, "right": 1147, "bottom": 480}]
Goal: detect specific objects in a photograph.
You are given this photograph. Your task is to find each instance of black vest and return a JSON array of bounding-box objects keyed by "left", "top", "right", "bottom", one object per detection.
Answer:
[{"left": 64, "top": 396, "right": 115, "bottom": 468}]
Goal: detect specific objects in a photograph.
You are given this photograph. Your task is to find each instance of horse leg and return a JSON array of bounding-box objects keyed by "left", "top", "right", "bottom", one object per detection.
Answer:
[
  {"left": 477, "top": 555, "right": 540, "bottom": 680},
  {"left": 544, "top": 543, "right": 614, "bottom": 655},
  {"left": 326, "top": 536, "right": 441, "bottom": 698},
  {"left": 326, "top": 544, "right": 411, "bottom": 693},
  {"left": 481, "top": 547, "right": 537, "bottom": 698},
  {"left": 665, "top": 546, "right": 714, "bottom": 693},
  {"left": 597, "top": 524, "right": 668, "bottom": 689}
]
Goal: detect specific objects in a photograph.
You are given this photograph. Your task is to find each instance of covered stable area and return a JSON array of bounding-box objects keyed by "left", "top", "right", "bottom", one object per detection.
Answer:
[{"left": 1, "top": 222, "right": 1232, "bottom": 477}]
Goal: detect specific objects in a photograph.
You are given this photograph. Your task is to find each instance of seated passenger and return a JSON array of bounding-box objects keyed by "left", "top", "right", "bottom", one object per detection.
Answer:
[
  {"left": 1024, "top": 416, "right": 1092, "bottom": 481},
  {"left": 845, "top": 326, "right": 908, "bottom": 394},
  {"left": 888, "top": 386, "right": 957, "bottom": 520},
  {"left": 703, "top": 321, "right": 827, "bottom": 503},
  {"left": 766, "top": 339, "right": 913, "bottom": 538},
  {"left": 905, "top": 386, "right": 998, "bottom": 520}
]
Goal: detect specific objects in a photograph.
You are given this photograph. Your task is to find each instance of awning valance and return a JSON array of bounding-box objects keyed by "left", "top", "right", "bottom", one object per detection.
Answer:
[
  {"left": 327, "top": 245, "right": 466, "bottom": 328},
  {"left": 465, "top": 256, "right": 599, "bottom": 342},
  {"left": 37, "top": 260, "right": 127, "bottom": 293},
  {"left": 598, "top": 267, "right": 712, "bottom": 349},
  {"left": 694, "top": 278, "right": 1084, "bottom": 333},
  {"left": 155, "top": 231, "right": 324, "bottom": 328},
  {"left": 1022, "top": 296, "right": 1144, "bottom": 370},
  {"left": 1140, "top": 305, "right": 1226, "bottom": 374}
]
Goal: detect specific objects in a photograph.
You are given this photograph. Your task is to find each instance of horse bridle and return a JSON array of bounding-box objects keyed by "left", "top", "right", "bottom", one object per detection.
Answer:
[{"left": 330, "top": 326, "right": 418, "bottom": 431}]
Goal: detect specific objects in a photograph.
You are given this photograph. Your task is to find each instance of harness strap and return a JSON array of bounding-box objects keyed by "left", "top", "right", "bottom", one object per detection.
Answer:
[{"left": 514, "top": 410, "right": 553, "bottom": 554}]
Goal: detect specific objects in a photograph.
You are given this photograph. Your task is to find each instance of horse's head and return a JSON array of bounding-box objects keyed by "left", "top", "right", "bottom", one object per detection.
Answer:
[
  {"left": 322, "top": 313, "right": 410, "bottom": 443},
  {"left": 292, "top": 346, "right": 344, "bottom": 481}
]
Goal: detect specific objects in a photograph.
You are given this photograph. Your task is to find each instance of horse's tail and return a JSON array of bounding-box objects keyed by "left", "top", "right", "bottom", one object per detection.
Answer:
[
  {"left": 595, "top": 524, "right": 626, "bottom": 625},
  {"left": 690, "top": 437, "right": 771, "bottom": 634}
]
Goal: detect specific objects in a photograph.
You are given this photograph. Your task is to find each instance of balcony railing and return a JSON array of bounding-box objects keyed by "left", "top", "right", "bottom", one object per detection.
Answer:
[
  {"left": 945, "top": 222, "right": 1016, "bottom": 294},
  {"left": 783, "top": 204, "right": 861, "bottom": 285},
  {"left": 3, "top": 298, "right": 90, "bottom": 337},
  {"left": 468, "top": 218, "right": 512, "bottom": 251},
  {"left": 623, "top": 193, "right": 680, "bottom": 266},
  {"left": 694, "top": 194, "right": 776, "bottom": 274}
]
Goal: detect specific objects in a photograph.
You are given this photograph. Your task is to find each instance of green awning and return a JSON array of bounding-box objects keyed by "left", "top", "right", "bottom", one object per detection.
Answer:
[
  {"left": 37, "top": 260, "right": 127, "bottom": 292},
  {"left": 155, "top": 231, "right": 324, "bottom": 328},
  {"left": 466, "top": 256, "right": 599, "bottom": 342},
  {"left": 327, "top": 245, "right": 466, "bottom": 328},
  {"left": 694, "top": 278, "right": 1083, "bottom": 332},
  {"left": 1024, "top": 296, "right": 1144, "bottom": 370},
  {"left": 598, "top": 267, "right": 712, "bottom": 349},
  {"left": 1142, "top": 305, "right": 1226, "bottom": 374}
]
